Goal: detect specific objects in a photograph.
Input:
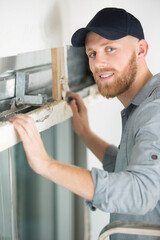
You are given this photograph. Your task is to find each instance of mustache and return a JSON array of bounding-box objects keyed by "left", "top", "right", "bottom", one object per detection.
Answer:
[{"left": 95, "top": 68, "right": 116, "bottom": 74}]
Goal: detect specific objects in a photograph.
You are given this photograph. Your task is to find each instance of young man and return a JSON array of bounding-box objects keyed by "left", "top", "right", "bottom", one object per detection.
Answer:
[{"left": 10, "top": 8, "right": 160, "bottom": 240}]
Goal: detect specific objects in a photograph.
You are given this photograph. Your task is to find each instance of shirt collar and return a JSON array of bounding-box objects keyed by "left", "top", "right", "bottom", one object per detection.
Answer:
[
  {"left": 131, "top": 73, "right": 160, "bottom": 106},
  {"left": 121, "top": 73, "right": 160, "bottom": 116}
]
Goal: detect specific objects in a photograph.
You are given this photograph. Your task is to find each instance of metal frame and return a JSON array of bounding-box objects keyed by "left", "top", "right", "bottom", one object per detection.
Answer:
[
  {"left": 98, "top": 221, "right": 160, "bottom": 240},
  {"left": 15, "top": 71, "right": 47, "bottom": 106}
]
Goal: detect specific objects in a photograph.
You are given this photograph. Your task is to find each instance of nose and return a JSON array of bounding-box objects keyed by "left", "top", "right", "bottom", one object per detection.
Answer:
[{"left": 94, "top": 54, "right": 108, "bottom": 69}]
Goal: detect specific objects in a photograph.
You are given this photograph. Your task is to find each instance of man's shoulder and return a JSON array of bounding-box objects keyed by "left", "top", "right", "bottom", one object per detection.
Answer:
[{"left": 131, "top": 73, "right": 160, "bottom": 106}]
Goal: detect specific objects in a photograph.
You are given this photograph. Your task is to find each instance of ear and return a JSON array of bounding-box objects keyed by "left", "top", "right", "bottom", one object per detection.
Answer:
[{"left": 137, "top": 39, "right": 149, "bottom": 59}]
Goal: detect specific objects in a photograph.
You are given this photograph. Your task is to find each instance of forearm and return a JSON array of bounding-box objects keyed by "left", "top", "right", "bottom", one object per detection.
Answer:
[
  {"left": 66, "top": 92, "right": 110, "bottom": 162},
  {"left": 80, "top": 128, "right": 110, "bottom": 162},
  {"left": 10, "top": 113, "right": 95, "bottom": 201},
  {"left": 42, "top": 158, "right": 95, "bottom": 200}
]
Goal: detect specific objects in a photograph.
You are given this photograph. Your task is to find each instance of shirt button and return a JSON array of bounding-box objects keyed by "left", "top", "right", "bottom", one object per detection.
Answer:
[{"left": 151, "top": 154, "right": 158, "bottom": 160}]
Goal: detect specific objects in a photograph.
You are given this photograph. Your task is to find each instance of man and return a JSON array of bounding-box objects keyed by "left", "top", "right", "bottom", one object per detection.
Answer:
[{"left": 10, "top": 8, "right": 160, "bottom": 240}]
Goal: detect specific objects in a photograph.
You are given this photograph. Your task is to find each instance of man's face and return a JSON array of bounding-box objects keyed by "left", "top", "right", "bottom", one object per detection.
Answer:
[{"left": 85, "top": 32, "right": 138, "bottom": 98}]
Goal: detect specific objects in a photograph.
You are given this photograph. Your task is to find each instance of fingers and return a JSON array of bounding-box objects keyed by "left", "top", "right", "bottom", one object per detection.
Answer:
[
  {"left": 10, "top": 114, "right": 33, "bottom": 129},
  {"left": 67, "top": 91, "right": 84, "bottom": 105},
  {"left": 67, "top": 91, "right": 86, "bottom": 113},
  {"left": 9, "top": 114, "right": 38, "bottom": 139},
  {"left": 10, "top": 113, "right": 32, "bottom": 123},
  {"left": 11, "top": 120, "right": 27, "bottom": 139},
  {"left": 69, "top": 99, "right": 79, "bottom": 115}
]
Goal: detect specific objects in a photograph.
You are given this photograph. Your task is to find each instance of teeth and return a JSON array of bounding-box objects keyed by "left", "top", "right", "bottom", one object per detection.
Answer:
[{"left": 101, "top": 74, "right": 112, "bottom": 78}]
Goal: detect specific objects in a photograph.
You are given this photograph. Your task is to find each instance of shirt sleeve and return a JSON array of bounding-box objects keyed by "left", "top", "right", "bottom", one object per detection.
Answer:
[
  {"left": 103, "top": 144, "right": 118, "bottom": 172},
  {"left": 86, "top": 100, "right": 160, "bottom": 215}
]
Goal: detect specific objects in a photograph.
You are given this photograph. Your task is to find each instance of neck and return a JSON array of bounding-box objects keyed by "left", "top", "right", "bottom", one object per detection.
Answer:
[{"left": 117, "top": 66, "right": 153, "bottom": 107}]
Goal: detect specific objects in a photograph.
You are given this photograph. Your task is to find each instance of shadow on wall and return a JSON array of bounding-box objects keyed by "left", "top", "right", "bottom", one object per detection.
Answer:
[{"left": 42, "top": 0, "right": 71, "bottom": 47}]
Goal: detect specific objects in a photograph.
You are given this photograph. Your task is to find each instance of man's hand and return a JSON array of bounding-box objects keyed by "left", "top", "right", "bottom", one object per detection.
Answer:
[
  {"left": 67, "top": 91, "right": 110, "bottom": 162},
  {"left": 66, "top": 91, "right": 91, "bottom": 139},
  {"left": 9, "top": 114, "right": 52, "bottom": 175}
]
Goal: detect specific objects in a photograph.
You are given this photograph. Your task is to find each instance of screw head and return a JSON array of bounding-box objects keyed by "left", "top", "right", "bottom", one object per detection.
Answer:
[{"left": 16, "top": 97, "right": 23, "bottom": 106}]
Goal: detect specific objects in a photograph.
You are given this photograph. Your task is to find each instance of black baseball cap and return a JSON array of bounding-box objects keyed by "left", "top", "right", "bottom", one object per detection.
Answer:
[{"left": 71, "top": 7, "right": 144, "bottom": 47}]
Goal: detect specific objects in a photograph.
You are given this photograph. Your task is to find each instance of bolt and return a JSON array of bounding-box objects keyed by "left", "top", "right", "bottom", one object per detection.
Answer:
[{"left": 16, "top": 97, "right": 23, "bottom": 106}]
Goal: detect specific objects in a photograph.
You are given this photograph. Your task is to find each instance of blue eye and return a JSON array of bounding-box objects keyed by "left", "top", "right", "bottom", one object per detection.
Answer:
[
  {"left": 107, "top": 47, "right": 115, "bottom": 52},
  {"left": 89, "top": 52, "right": 96, "bottom": 58}
]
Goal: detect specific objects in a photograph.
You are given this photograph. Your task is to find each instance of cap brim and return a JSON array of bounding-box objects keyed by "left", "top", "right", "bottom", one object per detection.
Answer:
[
  {"left": 71, "top": 28, "right": 89, "bottom": 47},
  {"left": 71, "top": 27, "right": 127, "bottom": 47}
]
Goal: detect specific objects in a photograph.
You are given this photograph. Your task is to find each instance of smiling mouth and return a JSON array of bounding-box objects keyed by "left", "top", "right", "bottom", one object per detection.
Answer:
[{"left": 99, "top": 73, "right": 114, "bottom": 82}]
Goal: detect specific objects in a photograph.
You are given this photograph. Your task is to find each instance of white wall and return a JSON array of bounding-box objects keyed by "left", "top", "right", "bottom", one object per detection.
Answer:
[
  {"left": 87, "top": 98, "right": 123, "bottom": 240},
  {"left": 0, "top": 0, "right": 160, "bottom": 75}
]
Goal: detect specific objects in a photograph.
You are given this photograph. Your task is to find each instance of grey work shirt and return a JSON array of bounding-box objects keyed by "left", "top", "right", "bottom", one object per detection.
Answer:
[{"left": 86, "top": 73, "right": 160, "bottom": 240}]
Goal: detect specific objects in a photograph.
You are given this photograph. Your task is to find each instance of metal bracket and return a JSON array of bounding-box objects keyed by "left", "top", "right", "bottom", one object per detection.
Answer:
[{"left": 15, "top": 71, "right": 47, "bottom": 106}]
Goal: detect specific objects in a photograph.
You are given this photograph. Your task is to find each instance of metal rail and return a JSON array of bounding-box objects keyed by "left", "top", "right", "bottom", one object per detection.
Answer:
[
  {"left": 0, "top": 64, "right": 52, "bottom": 101},
  {"left": 98, "top": 221, "right": 160, "bottom": 240}
]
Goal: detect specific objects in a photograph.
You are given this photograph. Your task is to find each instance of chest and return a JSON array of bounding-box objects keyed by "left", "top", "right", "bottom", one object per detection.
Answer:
[{"left": 114, "top": 108, "right": 137, "bottom": 172}]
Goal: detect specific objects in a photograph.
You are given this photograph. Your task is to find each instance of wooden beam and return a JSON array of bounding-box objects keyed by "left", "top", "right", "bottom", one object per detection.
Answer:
[
  {"left": 0, "top": 86, "right": 102, "bottom": 152},
  {"left": 51, "top": 47, "right": 63, "bottom": 101},
  {"left": 0, "top": 100, "right": 73, "bottom": 153},
  {"left": 0, "top": 86, "right": 101, "bottom": 152}
]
